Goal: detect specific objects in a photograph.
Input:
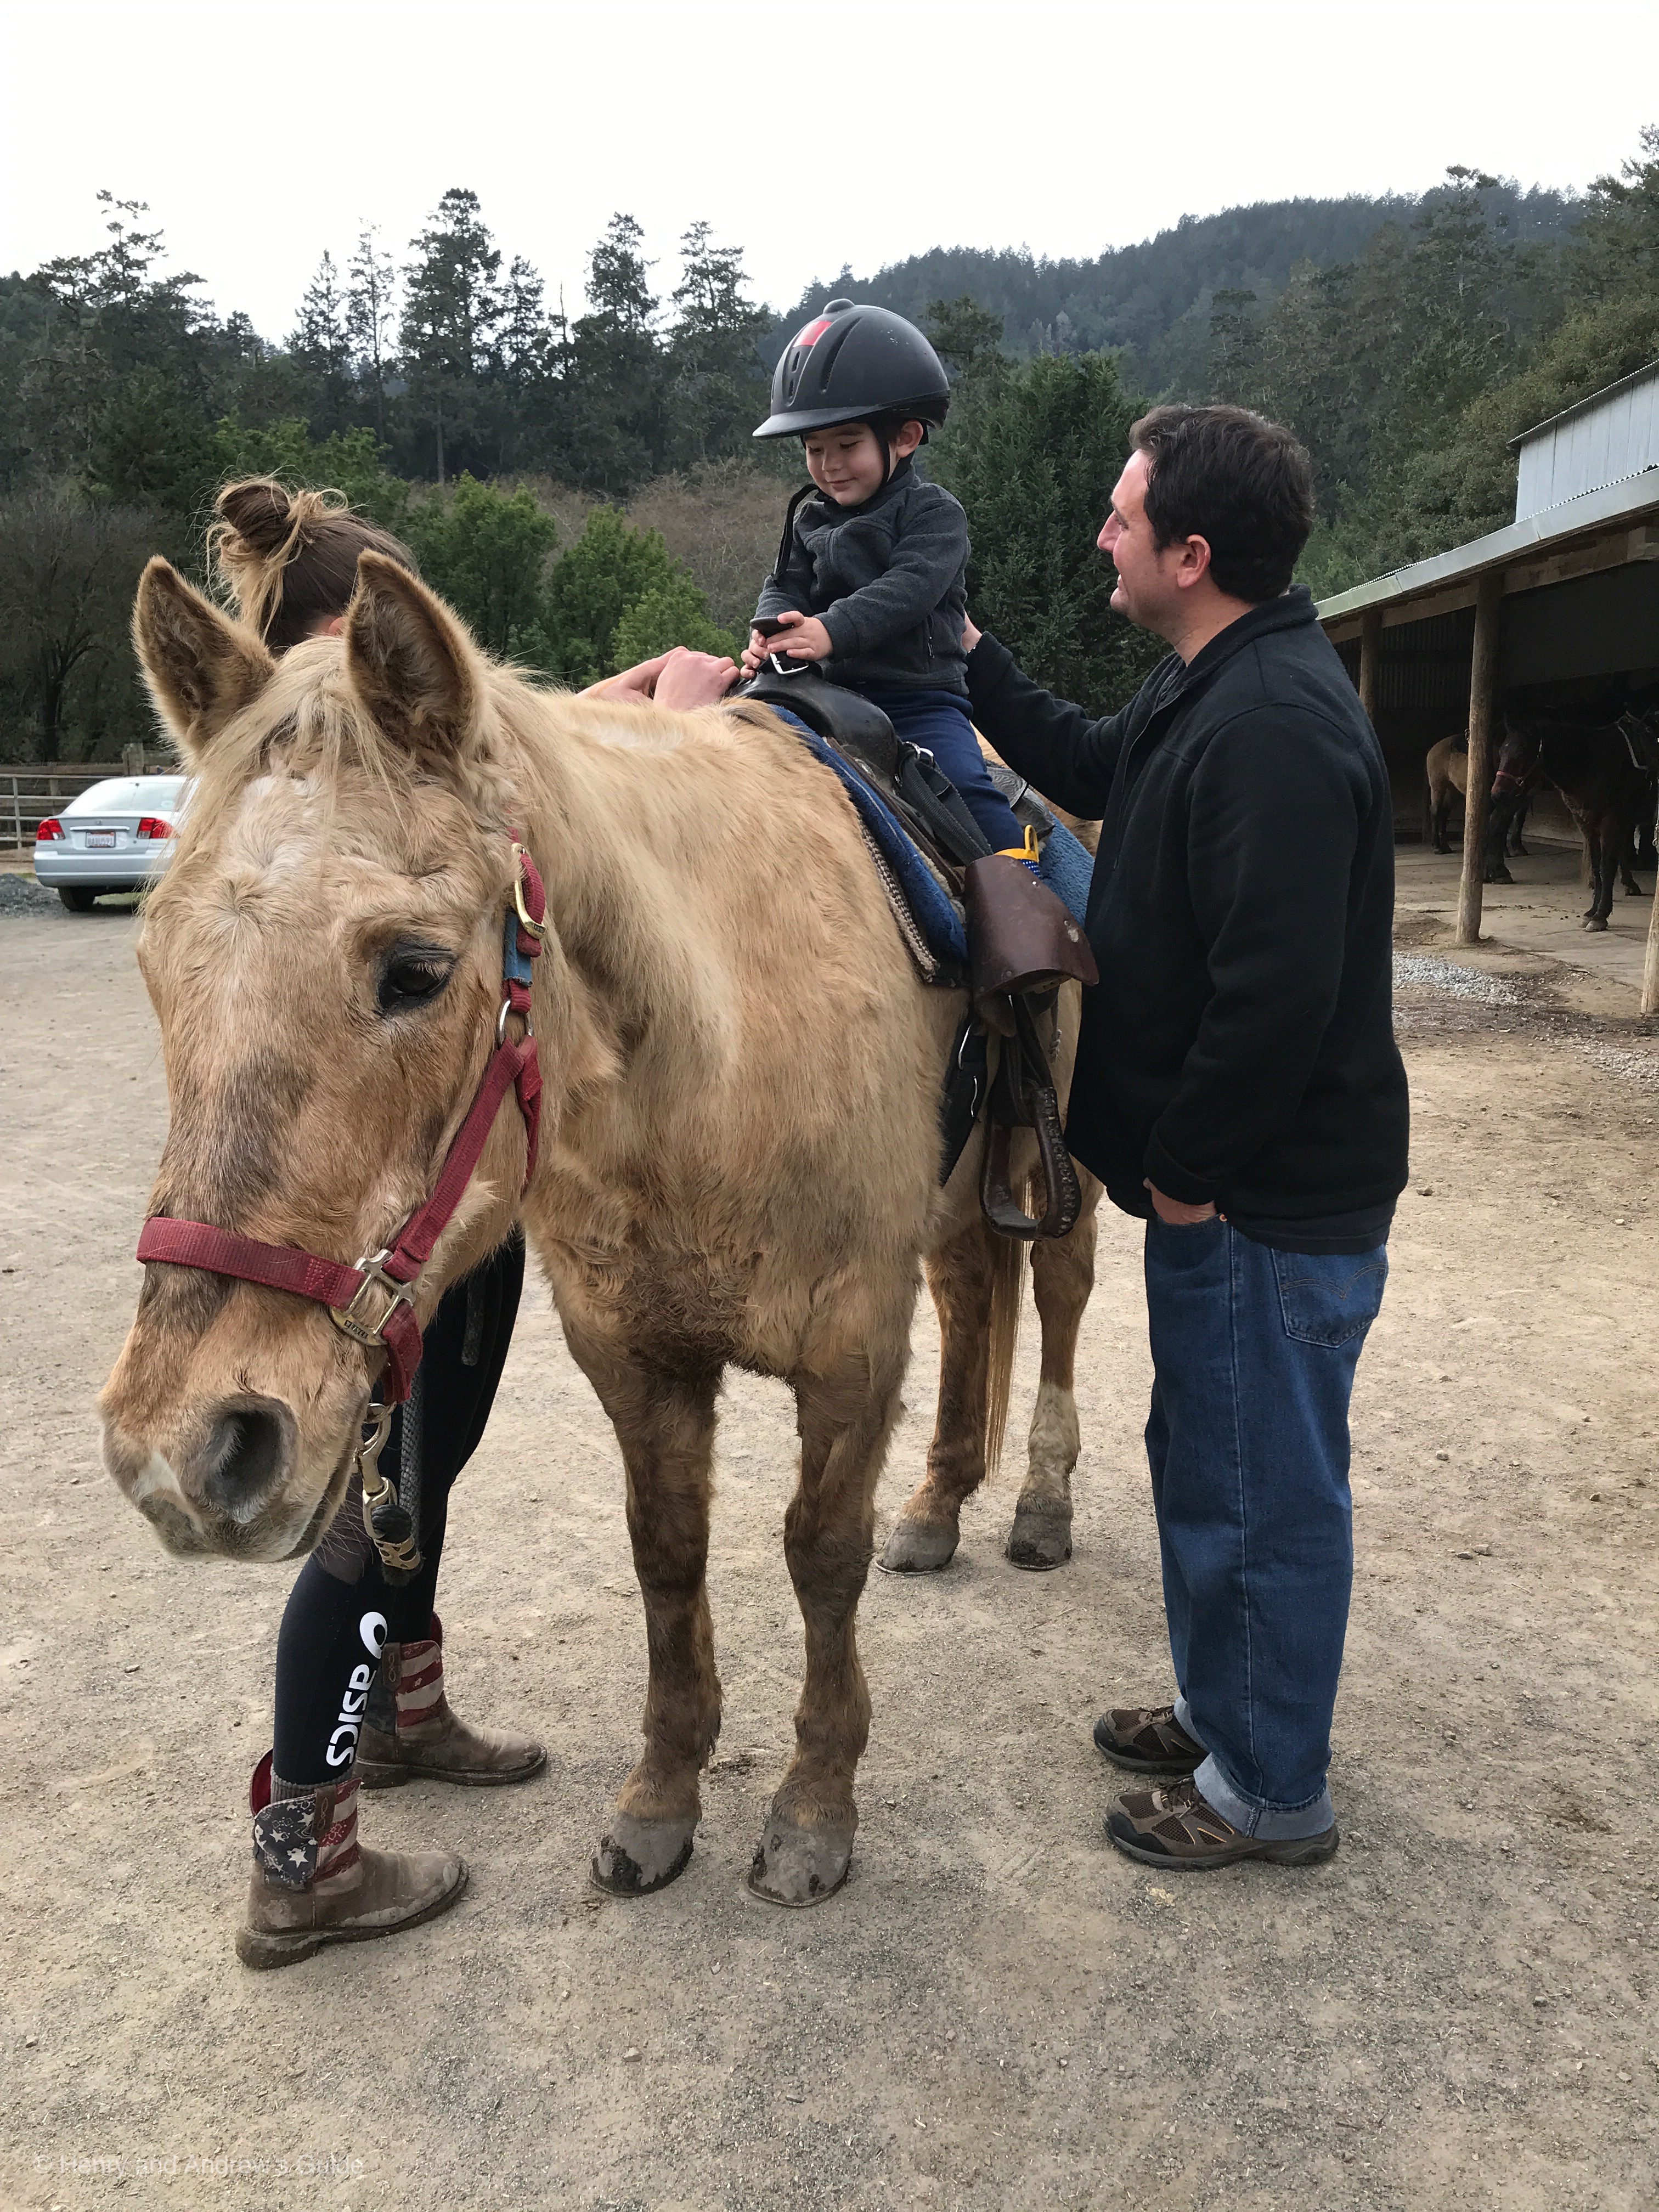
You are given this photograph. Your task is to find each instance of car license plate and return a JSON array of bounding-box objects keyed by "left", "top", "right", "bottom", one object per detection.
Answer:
[{"left": 86, "top": 831, "right": 116, "bottom": 848}]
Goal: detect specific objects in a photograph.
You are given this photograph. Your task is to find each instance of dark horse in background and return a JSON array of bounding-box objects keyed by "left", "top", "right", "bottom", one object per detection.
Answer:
[
  {"left": 1486, "top": 708, "right": 1659, "bottom": 930},
  {"left": 1424, "top": 732, "right": 1530, "bottom": 858}
]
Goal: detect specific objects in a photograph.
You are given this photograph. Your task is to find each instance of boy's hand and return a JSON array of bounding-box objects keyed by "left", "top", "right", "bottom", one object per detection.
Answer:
[{"left": 742, "top": 609, "right": 832, "bottom": 674}]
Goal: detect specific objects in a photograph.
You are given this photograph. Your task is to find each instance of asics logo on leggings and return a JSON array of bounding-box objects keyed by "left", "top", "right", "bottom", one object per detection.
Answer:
[{"left": 325, "top": 1611, "right": 388, "bottom": 1769}]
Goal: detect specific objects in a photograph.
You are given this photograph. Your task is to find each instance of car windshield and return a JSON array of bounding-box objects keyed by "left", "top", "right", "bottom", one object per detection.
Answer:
[{"left": 64, "top": 777, "right": 190, "bottom": 816}]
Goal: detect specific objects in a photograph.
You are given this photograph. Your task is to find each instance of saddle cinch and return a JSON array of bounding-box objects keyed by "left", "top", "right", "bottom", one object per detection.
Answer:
[{"left": 740, "top": 670, "right": 1097, "bottom": 1242}]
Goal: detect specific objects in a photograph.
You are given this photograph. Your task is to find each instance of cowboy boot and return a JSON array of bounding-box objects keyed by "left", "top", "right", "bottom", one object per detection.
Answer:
[
  {"left": 236, "top": 1752, "right": 467, "bottom": 1971},
  {"left": 355, "top": 1612, "right": 546, "bottom": 1790}
]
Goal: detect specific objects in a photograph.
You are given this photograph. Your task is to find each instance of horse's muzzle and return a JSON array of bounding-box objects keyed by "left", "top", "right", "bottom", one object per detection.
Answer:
[{"left": 100, "top": 1393, "right": 341, "bottom": 1561}]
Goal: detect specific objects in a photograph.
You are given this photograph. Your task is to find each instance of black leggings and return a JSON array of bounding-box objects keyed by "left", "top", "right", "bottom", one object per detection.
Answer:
[{"left": 272, "top": 1233, "right": 525, "bottom": 1783}]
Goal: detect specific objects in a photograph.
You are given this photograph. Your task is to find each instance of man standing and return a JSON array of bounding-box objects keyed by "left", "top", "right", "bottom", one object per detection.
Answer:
[{"left": 964, "top": 405, "right": 1408, "bottom": 1869}]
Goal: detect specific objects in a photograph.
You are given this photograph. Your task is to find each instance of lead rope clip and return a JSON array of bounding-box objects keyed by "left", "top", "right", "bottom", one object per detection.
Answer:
[{"left": 356, "top": 1402, "right": 420, "bottom": 1576}]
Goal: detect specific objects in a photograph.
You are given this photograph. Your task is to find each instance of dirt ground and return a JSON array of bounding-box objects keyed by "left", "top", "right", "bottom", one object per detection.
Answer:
[{"left": 3, "top": 882, "right": 1658, "bottom": 2212}]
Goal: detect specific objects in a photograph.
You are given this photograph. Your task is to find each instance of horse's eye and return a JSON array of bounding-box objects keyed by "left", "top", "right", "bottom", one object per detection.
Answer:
[{"left": 377, "top": 946, "right": 455, "bottom": 1014}]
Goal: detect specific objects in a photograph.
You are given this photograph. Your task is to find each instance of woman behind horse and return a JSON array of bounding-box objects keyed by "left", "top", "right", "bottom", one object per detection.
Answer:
[{"left": 210, "top": 481, "right": 545, "bottom": 1967}]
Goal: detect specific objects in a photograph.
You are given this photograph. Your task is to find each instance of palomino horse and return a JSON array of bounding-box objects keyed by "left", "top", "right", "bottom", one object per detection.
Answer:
[{"left": 99, "top": 555, "right": 1096, "bottom": 1908}]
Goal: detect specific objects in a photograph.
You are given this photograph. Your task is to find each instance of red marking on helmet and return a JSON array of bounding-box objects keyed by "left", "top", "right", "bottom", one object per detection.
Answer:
[{"left": 793, "top": 317, "right": 834, "bottom": 348}]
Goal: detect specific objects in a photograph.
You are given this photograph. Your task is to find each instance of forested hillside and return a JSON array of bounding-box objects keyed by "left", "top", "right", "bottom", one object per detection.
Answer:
[
  {"left": 780, "top": 179, "right": 1579, "bottom": 388},
  {"left": 1, "top": 134, "right": 1655, "bottom": 761}
]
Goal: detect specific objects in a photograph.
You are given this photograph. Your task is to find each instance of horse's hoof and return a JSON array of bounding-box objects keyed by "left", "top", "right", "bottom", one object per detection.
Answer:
[
  {"left": 590, "top": 1814, "right": 696, "bottom": 1896},
  {"left": 747, "top": 1815, "right": 854, "bottom": 1908},
  {"left": 877, "top": 1519, "right": 959, "bottom": 1573},
  {"left": 1584, "top": 917, "right": 1609, "bottom": 934},
  {"left": 1005, "top": 1501, "right": 1073, "bottom": 1571}
]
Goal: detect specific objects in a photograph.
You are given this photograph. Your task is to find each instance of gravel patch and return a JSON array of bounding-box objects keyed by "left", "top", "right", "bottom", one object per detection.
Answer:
[
  {"left": 1393, "top": 953, "right": 1521, "bottom": 1005},
  {"left": 0, "top": 873, "right": 57, "bottom": 914}
]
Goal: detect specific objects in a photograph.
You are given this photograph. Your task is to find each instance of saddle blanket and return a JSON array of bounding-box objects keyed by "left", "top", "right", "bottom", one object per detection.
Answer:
[{"left": 771, "top": 708, "right": 1092, "bottom": 980}]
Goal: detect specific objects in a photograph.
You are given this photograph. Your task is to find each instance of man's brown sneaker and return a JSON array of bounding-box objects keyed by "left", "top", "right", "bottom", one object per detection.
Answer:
[
  {"left": 1092, "top": 1704, "right": 1205, "bottom": 1776},
  {"left": 1105, "top": 1778, "right": 1339, "bottom": 1870}
]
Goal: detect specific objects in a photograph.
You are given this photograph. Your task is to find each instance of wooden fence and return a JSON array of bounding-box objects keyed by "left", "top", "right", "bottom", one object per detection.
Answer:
[{"left": 0, "top": 768, "right": 117, "bottom": 850}]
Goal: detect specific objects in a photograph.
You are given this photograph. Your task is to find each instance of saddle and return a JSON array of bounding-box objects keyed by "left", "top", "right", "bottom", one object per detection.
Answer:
[{"left": 740, "top": 671, "right": 1097, "bottom": 1240}]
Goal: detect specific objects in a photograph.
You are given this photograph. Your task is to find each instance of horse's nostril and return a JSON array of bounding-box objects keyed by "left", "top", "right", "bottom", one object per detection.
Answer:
[{"left": 201, "top": 1404, "right": 289, "bottom": 1521}]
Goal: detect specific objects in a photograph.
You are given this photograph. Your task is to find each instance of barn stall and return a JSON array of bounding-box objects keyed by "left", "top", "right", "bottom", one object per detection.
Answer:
[{"left": 1318, "top": 358, "right": 1659, "bottom": 1009}]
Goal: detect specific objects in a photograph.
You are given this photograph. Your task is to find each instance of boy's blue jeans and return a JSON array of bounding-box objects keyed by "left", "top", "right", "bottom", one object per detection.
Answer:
[
  {"left": 864, "top": 688, "right": 1024, "bottom": 853},
  {"left": 1142, "top": 1215, "right": 1388, "bottom": 1838}
]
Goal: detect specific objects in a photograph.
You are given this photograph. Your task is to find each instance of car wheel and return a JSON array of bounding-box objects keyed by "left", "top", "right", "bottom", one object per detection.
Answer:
[{"left": 57, "top": 887, "right": 99, "bottom": 913}]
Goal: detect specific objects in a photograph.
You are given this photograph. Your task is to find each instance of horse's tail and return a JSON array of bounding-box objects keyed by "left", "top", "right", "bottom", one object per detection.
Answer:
[{"left": 983, "top": 1199, "right": 1030, "bottom": 1478}]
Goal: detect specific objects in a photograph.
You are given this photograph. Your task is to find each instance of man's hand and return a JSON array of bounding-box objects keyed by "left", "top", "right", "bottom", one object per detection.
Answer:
[
  {"left": 582, "top": 647, "right": 738, "bottom": 710},
  {"left": 652, "top": 647, "right": 740, "bottom": 710},
  {"left": 741, "top": 608, "right": 832, "bottom": 676},
  {"left": 582, "top": 652, "right": 673, "bottom": 703},
  {"left": 1144, "top": 1179, "right": 1220, "bottom": 1226}
]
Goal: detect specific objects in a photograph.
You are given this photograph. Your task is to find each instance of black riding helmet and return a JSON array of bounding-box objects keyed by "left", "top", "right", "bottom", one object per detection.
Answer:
[{"left": 753, "top": 299, "right": 951, "bottom": 441}]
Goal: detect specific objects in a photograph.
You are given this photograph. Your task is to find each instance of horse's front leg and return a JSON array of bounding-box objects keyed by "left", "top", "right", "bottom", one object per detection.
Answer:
[
  {"left": 1587, "top": 822, "right": 1616, "bottom": 930},
  {"left": 1006, "top": 1171, "right": 1101, "bottom": 1571},
  {"left": 750, "top": 1340, "right": 906, "bottom": 1906},
  {"left": 575, "top": 1335, "right": 721, "bottom": 1896}
]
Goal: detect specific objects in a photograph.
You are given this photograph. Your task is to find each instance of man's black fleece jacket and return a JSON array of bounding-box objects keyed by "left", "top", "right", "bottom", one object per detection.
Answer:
[{"left": 967, "top": 588, "right": 1408, "bottom": 1252}]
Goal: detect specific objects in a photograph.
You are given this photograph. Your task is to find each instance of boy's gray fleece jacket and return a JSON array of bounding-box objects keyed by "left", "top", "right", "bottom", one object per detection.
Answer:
[{"left": 755, "top": 459, "right": 970, "bottom": 696}]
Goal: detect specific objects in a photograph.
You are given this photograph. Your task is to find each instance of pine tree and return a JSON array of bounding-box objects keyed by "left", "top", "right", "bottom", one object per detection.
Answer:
[
  {"left": 664, "top": 222, "right": 770, "bottom": 466},
  {"left": 400, "top": 188, "right": 503, "bottom": 484},
  {"left": 930, "top": 351, "right": 1161, "bottom": 715},
  {"left": 290, "top": 250, "right": 352, "bottom": 435},
  {"left": 563, "top": 213, "right": 663, "bottom": 494},
  {"left": 345, "top": 225, "right": 397, "bottom": 441}
]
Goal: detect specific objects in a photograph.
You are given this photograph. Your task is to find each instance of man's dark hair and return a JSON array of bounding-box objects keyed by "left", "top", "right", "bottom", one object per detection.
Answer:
[{"left": 1130, "top": 404, "right": 1316, "bottom": 603}]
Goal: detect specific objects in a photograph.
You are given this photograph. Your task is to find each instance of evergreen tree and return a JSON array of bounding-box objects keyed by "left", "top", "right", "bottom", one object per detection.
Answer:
[
  {"left": 930, "top": 351, "right": 1161, "bottom": 715},
  {"left": 924, "top": 296, "right": 1006, "bottom": 393},
  {"left": 345, "top": 225, "right": 397, "bottom": 440},
  {"left": 562, "top": 215, "right": 662, "bottom": 493},
  {"left": 407, "top": 475, "right": 558, "bottom": 661},
  {"left": 542, "top": 505, "right": 723, "bottom": 684},
  {"left": 290, "top": 250, "right": 352, "bottom": 435},
  {"left": 663, "top": 223, "right": 769, "bottom": 466},
  {"left": 400, "top": 188, "right": 503, "bottom": 483},
  {"left": 494, "top": 256, "right": 557, "bottom": 471}
]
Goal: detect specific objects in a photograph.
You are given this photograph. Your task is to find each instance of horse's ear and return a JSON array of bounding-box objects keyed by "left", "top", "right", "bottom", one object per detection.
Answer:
[
  {"left": 132, "top": 558, "right": 275, "bottom": 760},
  {"left": 344, "top": 552, "right": 480, "bottom": 764}
]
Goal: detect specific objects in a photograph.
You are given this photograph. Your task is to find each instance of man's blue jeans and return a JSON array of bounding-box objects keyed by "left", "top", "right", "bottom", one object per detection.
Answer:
[{"left": 1142, "top": 1216, "right": 1388, "bottom": 1838}]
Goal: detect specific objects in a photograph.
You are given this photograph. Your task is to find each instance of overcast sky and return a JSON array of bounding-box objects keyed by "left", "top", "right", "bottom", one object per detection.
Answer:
[{"left": 4, "top": 0, "right": 1657, "bottom": 339}]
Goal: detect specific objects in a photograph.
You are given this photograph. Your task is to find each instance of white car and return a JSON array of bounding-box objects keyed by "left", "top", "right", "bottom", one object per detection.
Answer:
[{"left": 33, "top": 775, "right": 191, "bottom": 911}]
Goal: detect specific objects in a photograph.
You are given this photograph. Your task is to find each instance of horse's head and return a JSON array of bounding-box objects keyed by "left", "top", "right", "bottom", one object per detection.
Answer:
[
  {"left": 100, "top": 554, "right": 540, "bottom": 1559},
  {"left": 1491, "top": 715, "right": 1544, "bottom": 795}
]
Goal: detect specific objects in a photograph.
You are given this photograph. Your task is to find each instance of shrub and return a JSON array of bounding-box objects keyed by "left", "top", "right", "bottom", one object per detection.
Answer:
[
  {"left": 407, "top": 475, "right": 558, "bottom": 662},
  {"left": 543, "top": 504, "right": 727, "bottom": 685}
]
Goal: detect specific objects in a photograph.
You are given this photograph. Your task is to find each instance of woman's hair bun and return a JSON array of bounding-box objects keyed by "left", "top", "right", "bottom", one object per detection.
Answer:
[
  {"left": 214, "top": 478, "right": 295, "bottom": 555},
  {"left": 209, "top": 476, "right": 417, "bottom": 652}
]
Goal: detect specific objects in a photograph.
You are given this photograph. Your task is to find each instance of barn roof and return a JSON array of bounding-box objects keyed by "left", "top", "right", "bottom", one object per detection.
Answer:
[{"left": 1317, "top": 465, "right": 1659, "bottom": 642}]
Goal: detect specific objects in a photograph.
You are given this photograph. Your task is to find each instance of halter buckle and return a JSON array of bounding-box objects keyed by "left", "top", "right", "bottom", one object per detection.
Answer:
[
  {"left": 510, "top": 844, "right": 547, "bottom": 943},
  {"left": 329, "top": 1250, "right": 417, "bottom": 1348}
]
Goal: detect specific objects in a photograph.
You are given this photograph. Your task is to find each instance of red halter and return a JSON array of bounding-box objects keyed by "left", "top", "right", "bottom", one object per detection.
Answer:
[{"left": 134, "top": 842, "right": 546, "bottom": 1406}]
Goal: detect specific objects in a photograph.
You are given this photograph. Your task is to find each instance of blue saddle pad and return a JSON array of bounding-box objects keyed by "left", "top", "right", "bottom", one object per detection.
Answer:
[{"left": 771, "top": 708, "right": 1092, "bottom": 975}]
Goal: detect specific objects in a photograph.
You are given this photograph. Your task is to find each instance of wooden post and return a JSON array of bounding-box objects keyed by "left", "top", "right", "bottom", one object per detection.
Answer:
[
  {"left": 1358, "top": 606, "right": 1381, "bottom": 725},
  {"left": 1456, "top": 572, "right": 1504, "bottom": 946},
  {"left": 1642, "top": 877, "right": 1659, "bottom": 1018}
]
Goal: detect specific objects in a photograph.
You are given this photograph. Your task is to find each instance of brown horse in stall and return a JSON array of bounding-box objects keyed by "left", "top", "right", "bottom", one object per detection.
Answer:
[
  {"left": 1486, "top": 710, "right": 1654, "bottom": 929},
  {"left": 1424, "top": 732, "right": 1528, "bottom": 861},
  {"left": 99, "top": 555, "right": 1098, "bottom": 1909}
]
